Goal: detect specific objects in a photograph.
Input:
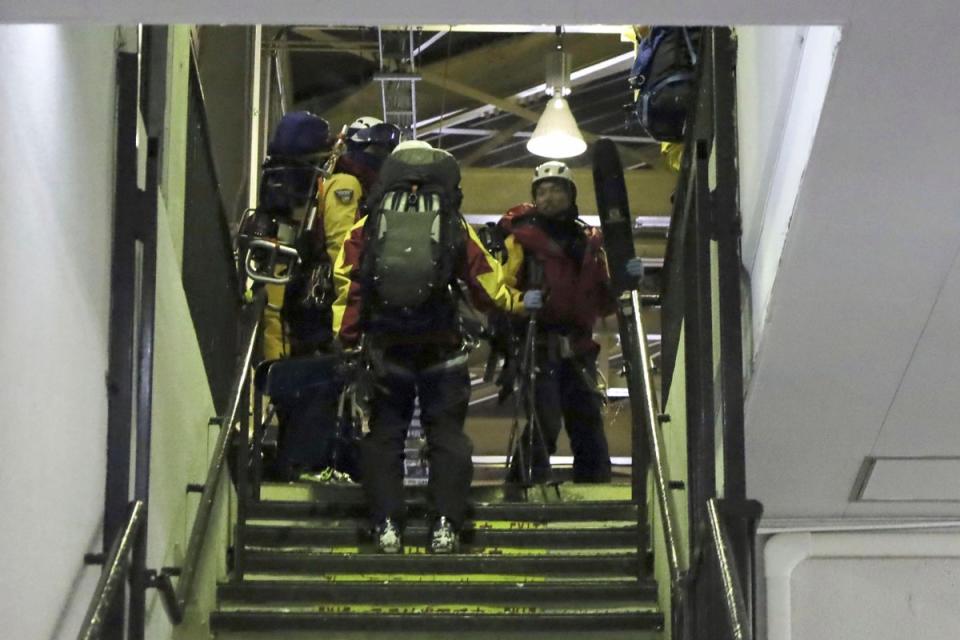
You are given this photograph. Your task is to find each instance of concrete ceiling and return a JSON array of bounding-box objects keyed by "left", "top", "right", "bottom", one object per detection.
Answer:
[{"left": 5, "top": 1, "right": 960, "bottom": 524}]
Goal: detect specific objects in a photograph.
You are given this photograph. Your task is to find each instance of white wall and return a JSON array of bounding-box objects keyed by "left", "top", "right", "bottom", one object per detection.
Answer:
[
  {"left": 0, "top": 25, "right": 118, "bottom": 639},
  {"left": 737, "top": 25, "right": 841, "bottom": 356},
  {"left": 0, "top": 24, "right": 230, "bottom": 639},
  {"left": 764, "top": 531, "right": 960, "bottom": 640}
]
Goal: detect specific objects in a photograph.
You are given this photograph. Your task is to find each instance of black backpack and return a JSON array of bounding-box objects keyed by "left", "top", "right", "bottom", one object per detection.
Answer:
[
  {"left": 359, "top": 145, "right": 466, "bottom": 335},
  {"left": 629, "top": 27, "right": 702, "bottom": 142},
  {"left": 237, "top": 112, "right": 331, "bottom": 286}
]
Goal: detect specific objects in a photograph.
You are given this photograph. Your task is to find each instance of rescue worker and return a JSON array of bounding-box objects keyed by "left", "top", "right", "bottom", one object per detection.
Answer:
[
  {"left": 282, "top": 116, "right": 401, "bottom": 354},
  {"left": 269, "top": 116, "right": 400, "bottom": 482},
  {"left": 333, "top": 140, "right": 522, "bottom": 553},
  {"left": 499, "top": 161, "right": 621, "bottom": 485}
]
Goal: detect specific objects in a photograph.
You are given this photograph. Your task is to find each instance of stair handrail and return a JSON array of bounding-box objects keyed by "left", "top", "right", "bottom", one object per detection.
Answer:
[
  {"left": 160, "top": 288, "right": 267, "bottom": 623},
  {"left": 77, "top": 500, "right": 146, "bottom": 640},
  {"left": 705, "top": 498, "right": 751, "bottom": 640},
  {"left": 626, "top": 289, "right": 682, "bottom": 589}
]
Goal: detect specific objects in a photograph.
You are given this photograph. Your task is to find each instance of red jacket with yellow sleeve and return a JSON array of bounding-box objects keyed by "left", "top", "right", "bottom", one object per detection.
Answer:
[
  {"left": 499, "top": 203, "right": 616, "bottom": 354},
  {"left": 332, "top": 216, "right": 523, "bottom": 347}
]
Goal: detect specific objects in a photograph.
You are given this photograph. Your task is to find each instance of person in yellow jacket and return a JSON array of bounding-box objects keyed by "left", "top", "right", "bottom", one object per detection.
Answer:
[
  {"left": 278, "top": 116, "right": 401, "bottom": 356},
  {"left": 261, "top": 117, "right": 398, "bottom": 358},
  {"left": 267, "top": 116, "right": 400, "bottom": 482}
]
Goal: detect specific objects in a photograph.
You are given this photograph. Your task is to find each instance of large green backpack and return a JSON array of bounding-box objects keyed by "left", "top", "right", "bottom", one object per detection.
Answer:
[{"left": 360, "top": 145, "right": 465, "bottom": 333}]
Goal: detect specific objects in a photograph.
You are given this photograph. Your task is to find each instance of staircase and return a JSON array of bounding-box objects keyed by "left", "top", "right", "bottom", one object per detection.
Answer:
[{"left": 211, "top": 479, "right": 663, "bottom": 638}]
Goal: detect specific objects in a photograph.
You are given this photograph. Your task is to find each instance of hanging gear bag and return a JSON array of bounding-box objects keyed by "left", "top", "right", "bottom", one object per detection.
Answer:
[
  {"left": 629, "top": 27, "right": 701, "bottom": 142},
  {"left": 237, "top": 111, "right": 332, "bottom": 285}
]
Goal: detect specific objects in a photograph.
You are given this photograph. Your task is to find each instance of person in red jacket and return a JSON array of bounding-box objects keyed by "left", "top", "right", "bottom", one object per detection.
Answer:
[
  {"left": 499, "top": 160, "right": 618, "bottom": 484},
  {"left": 333, "top": 140, "right": 523, "bottom": 553}
]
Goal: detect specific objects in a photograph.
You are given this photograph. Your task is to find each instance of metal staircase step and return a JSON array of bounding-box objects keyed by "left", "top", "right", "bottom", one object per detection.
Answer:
[
  {"left": 210, "top": 610, "right": 663, "bottom": 633},
  {"left": 257, "top": 481, "right": 633, "bottom": 504},
  {"left": 218, "top": 579, "right": 658, "bottom": 606},
  {"left": 241, "top": 522, "right": 640, "bottom": 550},
  {"left": 243, "top": 549, "right": 641, "bottom": 577},
  {"left": 247, "top": 500, "right": 639, "bottom": 523}
]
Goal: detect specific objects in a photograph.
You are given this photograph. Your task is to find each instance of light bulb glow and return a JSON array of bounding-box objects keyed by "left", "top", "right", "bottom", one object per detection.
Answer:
[{"left": 526, "top": 97, "right": 587, "bottom": 159}]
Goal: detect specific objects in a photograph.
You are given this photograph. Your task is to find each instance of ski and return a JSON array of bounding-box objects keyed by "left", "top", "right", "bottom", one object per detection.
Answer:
[
  {"left": 592, "top": 139, "right": 651, "bottom": 554},
  {"left": 593, "top": 138, "right": 638, "bottom": 296}
]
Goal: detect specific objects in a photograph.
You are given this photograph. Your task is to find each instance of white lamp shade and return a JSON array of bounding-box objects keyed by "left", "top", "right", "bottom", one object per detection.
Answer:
[{"left": 526, "top": 97, "right": 587, "bottom": 159}]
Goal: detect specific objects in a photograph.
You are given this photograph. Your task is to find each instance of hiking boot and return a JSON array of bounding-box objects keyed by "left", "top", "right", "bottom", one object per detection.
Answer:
[
  {"left": 374, "top": 518, "right": 403, "bottom": 554},
  {"left": 299, "top": 467, "right": 356, "bottom": 485},
  {"left": 429, "top": 517, "right": 460, "bottom": 554}
]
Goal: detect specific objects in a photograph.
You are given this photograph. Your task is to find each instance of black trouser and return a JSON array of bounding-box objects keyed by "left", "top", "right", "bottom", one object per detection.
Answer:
[
  {"left": 272, "top": 340, "right": 340, "bottom": 479},
  {"left": 274, "top": 388, "right": 341, "bottom": 477},
  {"left": 360, "top": 344, "right": 473, "bottom": 528},
  {"left": 510, "top": 350, "right": 612, "bottom": 483}
]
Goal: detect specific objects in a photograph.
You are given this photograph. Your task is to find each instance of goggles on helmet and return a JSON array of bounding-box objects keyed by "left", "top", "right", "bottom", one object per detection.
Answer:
[{"left": 349, "top": 122, "right": 402, "bottom": 151}]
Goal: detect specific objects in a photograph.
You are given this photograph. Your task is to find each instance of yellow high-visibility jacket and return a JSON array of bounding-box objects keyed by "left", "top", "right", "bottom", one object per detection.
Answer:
[{"left": 261, "top": 171, "right": 365, "bottom": 359}]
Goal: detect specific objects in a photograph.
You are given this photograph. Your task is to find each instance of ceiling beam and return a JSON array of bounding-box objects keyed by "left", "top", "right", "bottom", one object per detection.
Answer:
[
  {"left": 289, "top": 28, "right": 378, "bottom": 61},
  {"left": 417, "top": 68, "right": 541, "bottom": 124},
  {"left": 416, "top": 51, "right": 634, "bottom": 136},
  {"left": 460, "top": 120, "right": 530, "bottom": 165},
  {"left": 316, "top": 32, "right": 629, "bottom": 133},
  {"left": 418, "top": 68, "right": 601, "bottom": 144},
  {"left": 423, "top": 126, "right": 654, "bottom": 145}
]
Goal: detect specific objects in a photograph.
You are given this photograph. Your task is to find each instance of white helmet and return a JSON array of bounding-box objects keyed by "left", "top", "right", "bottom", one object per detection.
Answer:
[
  {"left": 348, "top": 115, "right": 383, "bottom": 134},
  {"left": 531, "top": 160, "right": 576, "bottom": 199},
  {"left": 392, "top": 140, "right": 433, "bottom": 153}
]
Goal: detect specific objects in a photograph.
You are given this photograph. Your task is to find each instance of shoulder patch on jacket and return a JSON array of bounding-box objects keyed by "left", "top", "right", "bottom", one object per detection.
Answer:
[{"left": 335, "top": 188, "right": 355, "bottom": 204}]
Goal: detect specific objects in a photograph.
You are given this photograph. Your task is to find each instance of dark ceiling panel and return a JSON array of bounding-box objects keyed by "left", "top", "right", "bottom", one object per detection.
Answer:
[{"left": 271, "top": 26, "right": 660, "bottom": 169}]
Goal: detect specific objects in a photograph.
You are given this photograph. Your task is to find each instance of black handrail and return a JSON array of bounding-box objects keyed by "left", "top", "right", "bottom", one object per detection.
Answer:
[
  {"left": 159, "top": 289, "right": 266, "bottom": 622},
  {"left": 77, "top": 501, "right": 146, "bottom": 640}
]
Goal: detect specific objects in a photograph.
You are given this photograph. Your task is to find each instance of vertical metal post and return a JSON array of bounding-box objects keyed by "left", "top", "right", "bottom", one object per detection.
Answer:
[
  {"left": 247, "top": 26, "right": 264, "bottom": 212},
  {"left": 712, "top": 28, "right": 746, "bottom": 502},
  {"left": 710, "top": 28, "right": 760, "bottom": 639},
  {"left": 683, "top": 146, "right": 718, "bottom": 640},
  {"left": 102, "top": 39, "right": 143, "bottom": 639},
  {"left": 127, "top": 25, "right": 162, "bottom": 640}
]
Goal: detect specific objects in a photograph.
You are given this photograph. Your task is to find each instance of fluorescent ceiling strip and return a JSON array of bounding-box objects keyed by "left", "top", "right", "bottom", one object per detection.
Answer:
[
  {"left": 423, "top": 127, "right": 653, "bottom": 145},
  {"left": 472, "top": 455, "right": 634, "bottom": 465},
  {"left": 418, "top": 51, "right": 635, "bottom": 136},
  {"left": 411, "top": 30, "right": 448, "bottom": 58},
  {"left": 390, "top": 25, "right": 630, "bottom": 34},
  {"left": 514, "top": 51, "right": 635, "bottom": 99}
]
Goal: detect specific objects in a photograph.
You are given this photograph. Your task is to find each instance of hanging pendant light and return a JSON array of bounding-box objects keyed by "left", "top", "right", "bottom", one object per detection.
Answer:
[
  {"left": 527, "top": 96, "right": 587, "bottom": 158},
  {"left": 527, "top": 26, "right": 587, "bottom": 159}
]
